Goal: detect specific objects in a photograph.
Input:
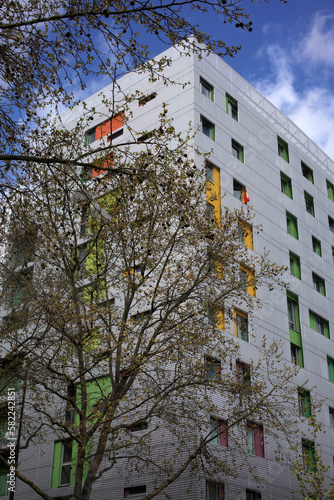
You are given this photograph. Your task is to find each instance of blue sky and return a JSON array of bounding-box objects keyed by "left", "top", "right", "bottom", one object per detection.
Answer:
[{"left": 193, "top": 0, "right": 334, "bottom": 160}]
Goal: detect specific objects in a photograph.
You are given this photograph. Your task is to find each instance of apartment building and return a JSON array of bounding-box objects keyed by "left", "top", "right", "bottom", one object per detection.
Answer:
[{"left": 1, "top": 43, "right": 334, "bottom": 499}]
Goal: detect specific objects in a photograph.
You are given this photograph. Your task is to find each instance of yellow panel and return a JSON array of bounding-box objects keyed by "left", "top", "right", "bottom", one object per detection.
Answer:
[
  {"left": 206, "top": 166, "right": 221, "bottom": 227},
  {"left": 216, "top": 310, "right": 225, "bottom": 330}
]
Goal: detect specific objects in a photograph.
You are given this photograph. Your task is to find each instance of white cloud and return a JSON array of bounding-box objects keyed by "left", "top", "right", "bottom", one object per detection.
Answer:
[
  {"left": 295, "top": 13, "right": 334, "bottom": 68},
  {"left": 252, "top": 16, "right": 334, "bottom": 162}
]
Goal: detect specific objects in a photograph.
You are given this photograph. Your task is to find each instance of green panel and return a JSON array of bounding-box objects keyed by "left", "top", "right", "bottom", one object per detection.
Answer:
[
  {"left": 290, "top": 252, "right": 301, "bottom": 279},
  {"left": 51, "top": 441, "right": 62, "bottom": 488},
  {"left": 309, "top": 311, "right": 316, "bottom": 331},
  {"left": 287, "top": 212, "right": 298, "bottom": 239},
  {"left": 281, "top": 173, "right": 292, "bottom": 199},
  {"left": 70, "top": 440, "right": 90, "bottom": 486},
  {"left": 278, "top": 137, "right": 289, "bottom": 162},
  {"left": 290, "top": 330, "right": 302, "bottom": 347},
  {"left": 240, "top": 146, "right": 244, "bottom": 163},
  {"left": 320, "top": 280, "right": 326, "bottom": 296},
  {"left": 328, "top": 357, "right": 334, "bottom": 382},
  {"left": 211, "top": 126, "right": 215, "bottom": 141},
  {"left": 324, "top": 321, "right": 330, "bottom": 339},
  {"left": 299, "top": 390, "right": 311, "bottom": 418}
]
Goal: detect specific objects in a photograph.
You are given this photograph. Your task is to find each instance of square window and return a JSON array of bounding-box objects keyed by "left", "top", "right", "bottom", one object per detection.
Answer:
[
  {"left": 302, "top": 439, "right": 315, "bottom": 471},
  {"left": 328, "top": 356, "right": 334, "bottom": 383},
  {"left": 231, "top": 139, "right": 244, "bottom": 162},
  {"left": 247, "top": 423, "right": 264, "bottom": 457},
  {"left": 205, "top": 356, "right": 221, "bottom": 381},
  {"left": 281, "top": 172, "right": 292, "bottom": 199},
  {"left": 236, "top": 361, "right": 251, "bottom": 393},
  {"left": 201, "top": 116, "right": 215, "bottom": 140},
  {"left": 329, "top": 216, "right": 334, "bottom": 232},
  {"left": 278, "top": 136, "right": 289, "bottom": 162},
  {"left": 289, "top": 252, "right": 301, "bottom": 279},
  {"left": 226, "top": 93, "right": 238, "bottom": 121},
  {"left": 210, "top": 418, "right": 228, "bottom": 447},
  {"left": 298, "top": 388, "right": 311, "bottom": 418},
  {"left": 200, "top": 78, "right": 214, "bottom": 101},
  {"left": 234, "top": 310, "right": 248, "bottom": 341},
  {"left": 206, "top": 482, "right": 224, "bottom": 500},
  {"left": 309, "top": 310, "right": 330, "bottom": 338},
  {"left": 329, "top": 407, "right": 334, "bottom": 428},
  {"left": 327, "top": 180, "right": 334, "bottom": 202},
  {"left": 286, "top": 211, "right": 298, "bottom": 239},
  {"left": 302, "top": 162, "right": 314, "bottom": 183},
  {"left": 291, "top": 343, "right": 303, "bottom": 367},
  {"left": 305, "top": 192, "right": 315, "bottom": 216},
  {"left": 312, "top": 273, "right": 326, "bottom": 296},
  {"left": 312, "top": 236, "right": 321, "bottom": 256}
]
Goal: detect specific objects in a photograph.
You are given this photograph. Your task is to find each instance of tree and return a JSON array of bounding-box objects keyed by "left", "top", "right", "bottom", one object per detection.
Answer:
[{"left": 0, "top": 108, "right": 309, "bottom": 500}]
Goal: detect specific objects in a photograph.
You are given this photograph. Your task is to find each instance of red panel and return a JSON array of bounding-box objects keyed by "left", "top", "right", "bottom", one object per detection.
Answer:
[
  {"left": 254, "top": 425, "right": 264, "bottom": 457},
  {"left": 219, "top": 421, "right": 228, "bottom": 447},
  {"left": 95, "top": 119, "right": 111, "bottom": 140},
  {"left": 112, "top": 112, "right": 124, "bottom": 132}
]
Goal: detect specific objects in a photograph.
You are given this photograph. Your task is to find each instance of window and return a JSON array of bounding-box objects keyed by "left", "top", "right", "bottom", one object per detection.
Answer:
[
  {"left": 85, "top": 128, "right": 96, "bottom": 145},
  {"left": 137, "top": 130, "right": 155, "bottom": 143},
  {"left": 200, "top": 78, "right": 214, "bottom": 101},
  {"left": 247, "top": 422, "right": 264, "bottom": 457},
  {"left": 312, "top": 273, "right": 326, "bottom": 296},
  {"left": 210, "top": 418, "right": 228, "bottom": 446},
  {"left": 51, "top": 440, "right": 74, "bottom": 488},
  {"left": 286, "top": 211, "right": 298, "bottom": 239},
  {"left": 65, "top": 385, "right": 76, "bottom": 426},
  {"left": 234, "top": 310, "right": 248, "bottom": 342},
  {"left": 302, "top": 162, "right": 314, "bottom": 183},
  {"left": 302, "top": 439, "right": 315, "bottom": 471},
  {"left": 129, "top": 421, "right": 148, "bottom": 432},
  {"left": 329, "top": 216, "right": 334, "bottom": 232},
  {"left": 138, "top": 92, "right": 156, "bottom": 106},
  {"left": 226, "top": 93, "right": 238, "bottom": 121},
  {"left": 327, "top": 180, "right": 334, "bottom": 202},
  {"left": 309, "top": 311, "right": 330, "bottom": 338},
  {"left": 289, "top": 252, "right": 301, "bottom": 279},
  {"left": 80, "top": 205, "right": 89, "bottom": 236},
  {"left": 281, "top": 172, "right": 292, "bottom": 199},
  {"left": 236, "top": 361, "right": 251, "bottom": 393},
  {"left": 124, "top": 485, "right": 147, "bottom": 497},
  {"left": 205, "top": 356, "right": 221, "bottom": 381},
  {"left": 312, "top": 236, "right": 321, "bottom": 256},
  {"left": 305, "top": 191, "right": 315, "bottom": 216},
  {"left": 233, "top": 180, "right": 249, "bottom": 204},
  {"left": 231, "top": 139, "right": 244, "bottom": 162},
  {"left": 238, "top": 220, "right": 253, "bottom": 250},
  {"left": 201, "top": 116, "right": 215, "bottom": 140},
  {"left": 246, "top": 491, "right": 261, "bottom": 500},
  {"left": 329, "top": 407, "right": 334, "bottom": 428},
  {"left": 206, "top": 482, "right": 224, "bottom": 500},
  {"left": 291, "top": 343, "right": 303, "bottom": 367},
  {"left": 85, "top": 113, "right": 124, "bottom": 147},
  {"left": 206, "top": 203, "right": 215, "bottom": 224},
  {"left": 206, "top": 162, "right": 213, "bottom": 183},
  {"left": 298, "top": 388, "right": 311, "bottom": 418},
  {"left": 328, "top": 356, "right": 334, "bottom": 383},
  {"left": 240, "top": 266, "right": 256, "bottom": 296},
  {"left": 77, "top": 244, "right": 88, "bottom": 278},
  {"left": 278, "top": 136, "right": 289, "bottom": 162},
  {"left": 287, "top": 292, "right": 300, "bottom": 332},
  {"left": 6, "top": 268, "right": 33, "bottom": 309}
]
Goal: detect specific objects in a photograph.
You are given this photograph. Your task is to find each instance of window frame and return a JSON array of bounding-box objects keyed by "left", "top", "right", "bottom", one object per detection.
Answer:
[
  {"left": 236, "top": 360, "right": 251, "bottom": 393},
  {"left": 200, "top": 77, "right": 214, "bottom": 102},
  {"left": 124, "top": 485, "right": 147, "bottom": 497},
  {"left": 312, "top": 272, "right": 326, "bottom": 296},
  {"left": 304, "top": 191, "right": 315, "bottom": 216},
  {"left": 205, "top": 356, "right": 221, "bottom": 382},
  {"left": 234, "top": 310, "right": 249, "bottom": 342},
  {"left": 226, "top": 93, "right": 238, "bottom": 121},
  {"left": 231, "top": 139, "right": 244, "bottom": 162},
  {"left": 277, "top": 136, "right": 289, "bottom": 162},
  {"left": 201, "top": 116, "right": 215, "bottom": 140},
  {"left": 210, "top": 417, "right": 228, "bottom": 447},
  {"left": 298, "top": 388, "right": 311, "bottom": 418},
  {"left": 246, "top": 422, "right": 264, "bottom": 458},
  {"left": 301, "top": 162, "right": 314, "bottom": 183},
  {"left": 327, "top": 180, "right": 334, "bottom": 202},
  {"left": 206, "top": 481, "right": 224, "bottom": 500},
  {"left": 289, "top": 252, "right": 301, "bottom": 279},
  {"left": 302, "top": 439, "right": 316, "bottom": 472},
  {"left": 281, "top": 172, "right": 293, "bottom": 199},
  {"left": 286, "top": 211, "right": 298, "bottom": 239}
]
